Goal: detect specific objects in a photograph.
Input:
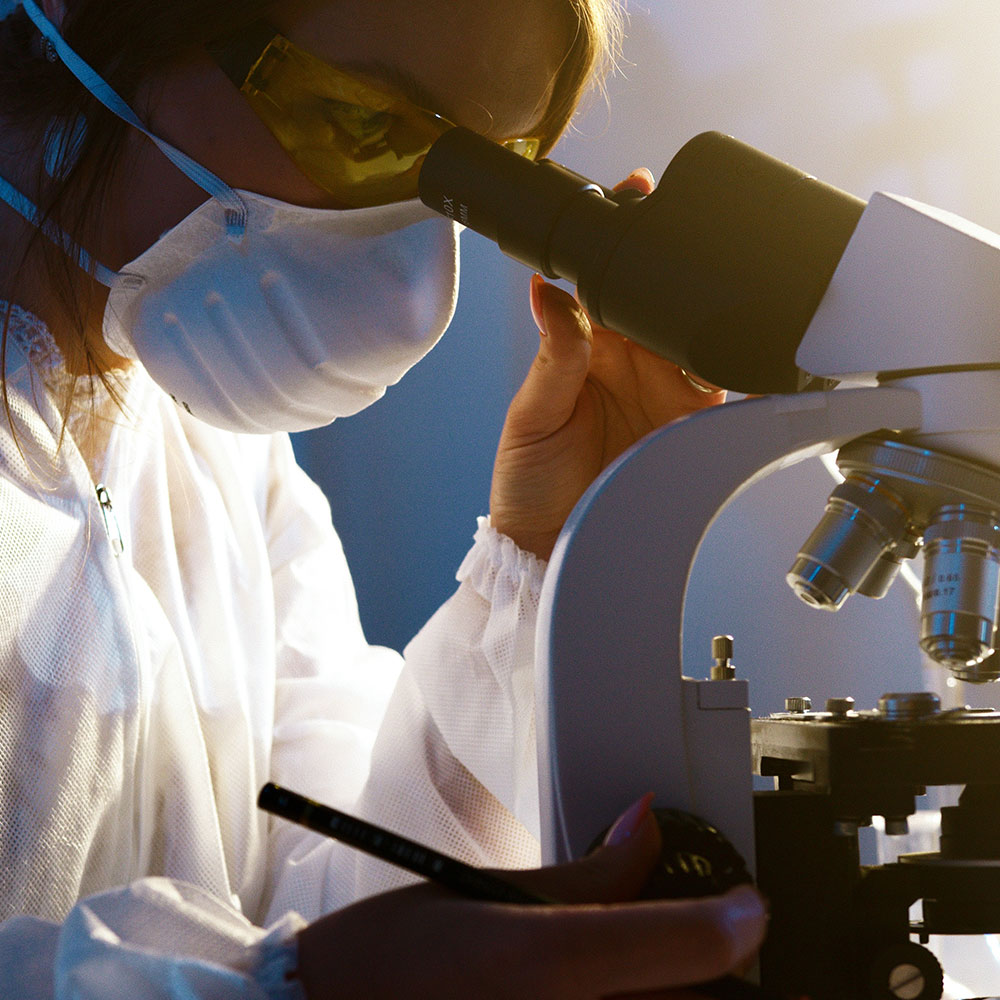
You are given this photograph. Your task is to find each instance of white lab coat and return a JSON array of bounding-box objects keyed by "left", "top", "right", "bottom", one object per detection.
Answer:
[{"left": 0, "top": 303, "right": 544, "bottom": 997}]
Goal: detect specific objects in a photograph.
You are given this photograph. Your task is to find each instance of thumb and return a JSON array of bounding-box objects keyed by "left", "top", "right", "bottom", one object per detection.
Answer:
[
  {"left": 506, "top": 794, "right": 662, "bottom": 905},
  {"left": 506, "top": 274, "right": 593, "bottom": 437}
]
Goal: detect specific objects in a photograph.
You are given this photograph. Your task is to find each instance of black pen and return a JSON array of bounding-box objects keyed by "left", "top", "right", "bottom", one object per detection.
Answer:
[
  {"left": 258, "top": 781, "right": 554, "bottom": 904},
  {"left": 257, "top": 782, "right": 785, "bottom": 1000}
]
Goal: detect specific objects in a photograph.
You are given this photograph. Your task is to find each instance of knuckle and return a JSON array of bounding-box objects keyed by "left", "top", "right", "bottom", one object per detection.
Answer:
[{"left": 532, "top": 351, "right": 555, "bottom": 372}]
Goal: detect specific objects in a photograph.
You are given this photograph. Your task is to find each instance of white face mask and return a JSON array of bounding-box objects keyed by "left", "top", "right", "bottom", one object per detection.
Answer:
[
  {"left": 2, "top": 0, "right": 460, "bottom": 434},
  {"left": 103, "top": 194, "right": 459, "bottom": 433}
]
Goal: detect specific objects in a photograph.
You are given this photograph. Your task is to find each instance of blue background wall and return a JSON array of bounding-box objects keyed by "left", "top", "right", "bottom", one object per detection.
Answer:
[{"left": 291, "top": 232, "right": 533, "bottom": 653}]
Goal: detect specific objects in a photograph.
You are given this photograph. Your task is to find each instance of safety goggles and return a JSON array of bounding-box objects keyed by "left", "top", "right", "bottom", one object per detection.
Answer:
[{"left": 208, "top": 22, "right": 542, "bottom": 208}]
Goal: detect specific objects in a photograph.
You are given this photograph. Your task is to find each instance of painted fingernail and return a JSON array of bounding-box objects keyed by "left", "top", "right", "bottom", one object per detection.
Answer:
[
  {"left": 603, "top": 792, "right": 654, "bottom": 846},
  {"left": 529, "top": 273, "right": 547, "bottom": 335},
  {"left": 680, "top": 367, "right": 721, "bottom": 394}
]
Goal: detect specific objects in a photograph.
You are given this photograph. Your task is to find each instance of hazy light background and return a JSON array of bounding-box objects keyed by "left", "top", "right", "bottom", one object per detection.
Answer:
[
  {"left": 296, "top": 0, "right": 1000, "bottom": 696},
  {"left": 292, "top": 8, "right": 1000, "bottom": 988},
  {"left": 293, "top": 0, "right": 1000, "bottom": 711}
]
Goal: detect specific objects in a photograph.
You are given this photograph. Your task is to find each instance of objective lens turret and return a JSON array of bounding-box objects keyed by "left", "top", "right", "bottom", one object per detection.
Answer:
[{"left": 788, "top": 436, "right": 1000, "bottom": 680}]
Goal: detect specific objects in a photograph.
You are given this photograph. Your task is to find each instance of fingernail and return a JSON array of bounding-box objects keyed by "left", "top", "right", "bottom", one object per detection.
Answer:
[
  {"left": 529, "top": 273, "right": 547, "bottom": 335},
  {"left": 603, "top": 792, "right": 654, "bottom": 846}
]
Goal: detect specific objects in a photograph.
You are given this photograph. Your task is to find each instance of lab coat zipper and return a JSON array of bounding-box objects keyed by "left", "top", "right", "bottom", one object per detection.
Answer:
[
  {"left": 96, "top": 482, "right": 125, "bottom": 556},
  {"left": 94, "top": 475, "right": 147, "bottom": 884}
]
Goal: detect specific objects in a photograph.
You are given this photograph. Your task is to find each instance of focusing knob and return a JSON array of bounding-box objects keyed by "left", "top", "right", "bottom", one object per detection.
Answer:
[{"left": 590, "top": 807, "right": 753, "bottom": 899}]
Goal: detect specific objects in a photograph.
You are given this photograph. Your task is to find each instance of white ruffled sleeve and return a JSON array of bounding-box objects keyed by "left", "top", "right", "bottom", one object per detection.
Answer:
[
  {"left": 346, "top": 515, "right": 548, "bottom": 899},
  {"left": 260, "top": 506, "right": 548, "bottom": 917},
  {"left": 254, "top": 419, "right": 547, "bottom": 918},
  {"left": 0, "top": 880, "right": 307, "bottom": 1000},
  {"left": 409, "top": 515, "right": 547, "bottom": 831}
]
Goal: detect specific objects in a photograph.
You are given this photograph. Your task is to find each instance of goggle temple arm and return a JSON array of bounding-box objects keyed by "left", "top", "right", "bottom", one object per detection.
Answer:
[{"left": 207, "top": 20, "right": 279, "bottom": 90}]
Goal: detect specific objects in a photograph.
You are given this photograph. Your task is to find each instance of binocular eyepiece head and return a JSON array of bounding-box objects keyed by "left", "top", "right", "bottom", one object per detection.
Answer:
[{"left": 419, "top": 127, "right": 865, "bottom": 394}]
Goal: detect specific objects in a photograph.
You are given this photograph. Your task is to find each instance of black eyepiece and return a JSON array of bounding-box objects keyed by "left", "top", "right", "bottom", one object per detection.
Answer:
[{"left": 419, "top": 128, "right": 866, "bottom": 394}]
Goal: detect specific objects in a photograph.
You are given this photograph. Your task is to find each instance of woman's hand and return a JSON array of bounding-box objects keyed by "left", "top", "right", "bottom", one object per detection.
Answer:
[
  {"left": 294, "top": 798, "right": 767, "bottom": 999},
  {"left": 489, "top": 168, "right": 725, "bottom": 560}
]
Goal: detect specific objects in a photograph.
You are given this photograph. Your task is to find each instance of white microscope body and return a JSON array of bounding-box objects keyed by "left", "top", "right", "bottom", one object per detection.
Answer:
[
  {"left": 534, "top": 188, "right": 1000, "bottom": 972},
  {"left": 417, "top": 118, "right": 1000, "bottom": 996}
]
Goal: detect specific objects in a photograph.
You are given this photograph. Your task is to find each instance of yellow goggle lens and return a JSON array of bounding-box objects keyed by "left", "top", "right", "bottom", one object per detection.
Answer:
[{"left": 230, "top": 33, "right": 540, "bottom": 208}]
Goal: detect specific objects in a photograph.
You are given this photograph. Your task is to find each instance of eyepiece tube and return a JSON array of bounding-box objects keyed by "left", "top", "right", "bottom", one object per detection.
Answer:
[
  {"left": 418, "top": 126, "right": 620, "bottom": 284},
  {"left": 419, "top": 127, "right": 865, "bottom": 394}
]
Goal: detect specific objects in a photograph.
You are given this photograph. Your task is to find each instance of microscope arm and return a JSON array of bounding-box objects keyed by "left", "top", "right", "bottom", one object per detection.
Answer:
[{"left": 535, "top": 386, "right": 922, "bottom": 867}]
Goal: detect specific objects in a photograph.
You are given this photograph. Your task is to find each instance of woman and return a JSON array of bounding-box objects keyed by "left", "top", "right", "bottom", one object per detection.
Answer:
[{"left": 0, "top": 0, "right": 765, "bottom": 995}]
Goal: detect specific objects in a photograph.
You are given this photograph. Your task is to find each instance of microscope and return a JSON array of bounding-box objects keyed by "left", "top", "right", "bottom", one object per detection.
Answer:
[{"left": 420, "top": 130, "right": 1000, "bottom": 999}]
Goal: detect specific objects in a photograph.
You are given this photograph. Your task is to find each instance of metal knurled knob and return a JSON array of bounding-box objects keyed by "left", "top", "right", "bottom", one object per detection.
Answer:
[
  {"left": 710, "top": 634, "right": 736, "bottom": 681},
  {"left": 711, "top": 635, "right": 734, "bottom": 660}
]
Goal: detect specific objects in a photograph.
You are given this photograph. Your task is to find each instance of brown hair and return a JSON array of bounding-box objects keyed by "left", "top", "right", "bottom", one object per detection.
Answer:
[
  {"left": 0, "top": 0, "right": 625, "bottom": 414},
  {"left": 537, "top": 0, "right": 625, "bottom": 157},
  {"left": 0, "top": 0, "right": 276, "bottom": 413},
  {"left": 0, "top": 0, "right": 280, "bottom": 443}
]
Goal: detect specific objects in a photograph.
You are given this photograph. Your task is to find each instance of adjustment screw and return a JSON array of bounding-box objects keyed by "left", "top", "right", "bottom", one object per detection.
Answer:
[
  {"left": 826, "top": 697, "right": 856, "bottom": 717},
  {"left": 784, "top": 697, "right": 812, "bottom": 713},
  {"left": 888, "top": 962, "right": 925, "bottom": 999}
]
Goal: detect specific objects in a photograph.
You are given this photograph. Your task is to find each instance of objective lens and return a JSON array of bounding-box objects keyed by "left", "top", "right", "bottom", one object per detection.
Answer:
[
  {"left": 787, "top": 476, "right": 909, "bottom": 610},
  {"left": 857, "top": 530, "right": 921, "bottom": 600},
  {"left": 951, "top": 652, "right": 1000, "bottom": 684},
  {"left": 920, "top": 505, "right": 1000, "bottom": 667}
]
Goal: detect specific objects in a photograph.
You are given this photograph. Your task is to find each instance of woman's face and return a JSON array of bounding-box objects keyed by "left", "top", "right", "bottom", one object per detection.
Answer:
[{"left": 113, "top": 0, "right": 573, "bottom": 265}]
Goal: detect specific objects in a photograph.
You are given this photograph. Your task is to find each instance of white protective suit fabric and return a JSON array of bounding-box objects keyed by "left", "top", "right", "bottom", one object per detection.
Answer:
[{"left": 0, "top": 301, "right": 545, "bottom": 997}]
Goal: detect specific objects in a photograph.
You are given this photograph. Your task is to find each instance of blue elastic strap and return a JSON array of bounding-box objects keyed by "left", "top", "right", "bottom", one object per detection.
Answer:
[
  {"left": 43, "top": 113, "right": 87, "bottom": 180},
  {"left": 0, "top": 171, "right": 117, "bottom": 287},
  {"left": 18, "top": 0, "right": 248, "bottom": 239}
]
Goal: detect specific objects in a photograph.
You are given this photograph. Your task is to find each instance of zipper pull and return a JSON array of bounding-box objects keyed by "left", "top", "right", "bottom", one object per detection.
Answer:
[{"left": 95, "top": 483, "right": 125, "bottom": 557}]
